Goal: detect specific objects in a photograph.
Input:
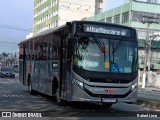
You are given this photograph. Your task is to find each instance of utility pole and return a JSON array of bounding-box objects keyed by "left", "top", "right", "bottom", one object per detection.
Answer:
[
  {"left": 141, "top": 16, "right": 159, "bottom": 88},
  {"left": 147, "top": 34, "right": 159, "bottom": 87}
]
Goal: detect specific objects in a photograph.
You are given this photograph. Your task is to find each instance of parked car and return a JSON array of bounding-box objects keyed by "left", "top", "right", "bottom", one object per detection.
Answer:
[{"left": 0, "top": 67, "right": 15, "bottom": 78}]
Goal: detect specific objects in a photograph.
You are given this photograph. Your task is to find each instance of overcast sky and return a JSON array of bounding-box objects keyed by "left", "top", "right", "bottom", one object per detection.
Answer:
[{"left": 0, "top": 0, "right": 123, "bottom": 53}]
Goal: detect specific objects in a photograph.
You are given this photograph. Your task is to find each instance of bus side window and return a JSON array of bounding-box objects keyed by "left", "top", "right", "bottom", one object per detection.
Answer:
[
  {"left": 29, "top": 40, "right": 33, "bottom": 60},
  {"left": 25, "top": 42, "right": 29, "bottom": 60},
  {"left": 19, "top": 44, "right": 24, "bottom": 59},
  {"left": 34, "top": 41, "right": 40, "bottom": 60},
  {"left": 62, "top": 36, "right": 68, "bottom": 59},
  {"left": 67, "top": 38, "right": 73, "bottom": 59},
  {"left": 33, "top": 41, "right": 36, "bottom": 60},
  {"left": 51, "top": 46, "right": 57, "bottom": 60},
  {"left": 40, "top": 42, "right": 48, "bottom": 60}
]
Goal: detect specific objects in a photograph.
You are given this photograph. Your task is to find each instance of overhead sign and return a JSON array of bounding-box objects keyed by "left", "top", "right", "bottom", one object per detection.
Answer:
[{"left": 83, "top": 24, "right": 131, "bottom": 37}]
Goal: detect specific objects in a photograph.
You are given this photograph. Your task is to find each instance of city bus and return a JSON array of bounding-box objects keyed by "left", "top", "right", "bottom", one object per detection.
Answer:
[{"left": 19, "top": 21, "right": 138, "bottom": 107}]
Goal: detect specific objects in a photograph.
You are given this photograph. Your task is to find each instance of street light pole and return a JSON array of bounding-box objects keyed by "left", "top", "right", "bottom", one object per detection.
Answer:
[
  {"left": 142, "top": 23, "right": 150, "bottom": 88},
  {"left": 147, "top": 35, "right": 151, "bottom": 87},
  {"left": 147, "top": 34, "right": 160, "bottom": 87}
]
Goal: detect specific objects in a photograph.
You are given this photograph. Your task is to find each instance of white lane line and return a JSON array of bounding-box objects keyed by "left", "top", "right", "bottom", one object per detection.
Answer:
[{"left": 0, "top": 94, "right": 24, "bottom": 97}]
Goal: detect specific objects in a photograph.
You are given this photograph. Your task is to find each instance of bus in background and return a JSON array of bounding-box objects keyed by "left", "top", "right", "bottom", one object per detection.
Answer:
[{"left": 19, "top": 21, "right": 138, "bottom": 107}]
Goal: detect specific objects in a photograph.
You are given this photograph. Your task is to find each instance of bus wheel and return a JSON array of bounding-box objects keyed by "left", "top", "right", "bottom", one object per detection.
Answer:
[
  {"left": 56, "top": 89, "right": 66, "bottom": 106},
  {"left": 102, "top": 103, "right": 113, "bottom": 108}
]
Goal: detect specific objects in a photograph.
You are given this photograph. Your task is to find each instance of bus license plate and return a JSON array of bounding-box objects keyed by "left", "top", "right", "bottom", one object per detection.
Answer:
[{"left": 102, "top": 98, "right": 116, "bottom": 102}]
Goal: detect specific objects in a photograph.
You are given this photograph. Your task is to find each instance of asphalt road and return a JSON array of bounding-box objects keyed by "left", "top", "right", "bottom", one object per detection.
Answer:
[{"left": 0, "top": 74, "right": 159, "bottom": 120}]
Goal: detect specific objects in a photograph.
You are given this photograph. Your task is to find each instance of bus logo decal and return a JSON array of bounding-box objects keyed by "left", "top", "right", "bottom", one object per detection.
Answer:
[{"left": 105, "top": 89, "right": 115, "bottom": 93}]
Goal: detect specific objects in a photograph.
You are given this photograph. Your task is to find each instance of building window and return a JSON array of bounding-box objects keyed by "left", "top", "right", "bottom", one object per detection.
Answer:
[
  {"left": 156, "top": 14, "right": 160, "bottom": 22},
  {"left": 143, "top": 12, "right": 150, "bottom": 21},
  {"left": 149, "top": 13, "right": 155, "bottom": 18},
  {"left": 132, "top": 11, "right": 160, "bottom": 22},
  {"left": 122, "top": 12, "right": 129, "bottom": 23},
  {"left": 132, "top": 11, "right": 142, "bottom": 22},
  {"left": 96, "top": 0, "right": 103, "bottom": 3},
  {"left": 114, "top": 14, "right": 120, "bottom": 24},
  {"left": 137, "top": 30, "right": 147, "bottom": 39},
  {"left": 138, "top": 12, "right": 143, "bottom": 22},
  {"left": 106, "top": 17, "right": 112, "bottom": 23},
  {"left": 96, "top": 8, "right": 102, "bottom": 14}
]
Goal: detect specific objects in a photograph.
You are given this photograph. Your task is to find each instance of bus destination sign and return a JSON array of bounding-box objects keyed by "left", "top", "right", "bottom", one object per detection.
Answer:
[{"left": 83, "top": 24, "right": 131, "bottom": 37}]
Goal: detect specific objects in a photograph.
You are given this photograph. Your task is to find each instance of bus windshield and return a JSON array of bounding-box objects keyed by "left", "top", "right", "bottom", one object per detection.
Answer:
[{"left": 73, "top": 35, "right": 138, "bottom": 73}]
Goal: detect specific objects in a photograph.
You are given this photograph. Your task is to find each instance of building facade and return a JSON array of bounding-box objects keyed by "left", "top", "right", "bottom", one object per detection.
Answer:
[
  {"left": 86, "top": 0, "right": 160, "bottom": 87},
  {"left": 87, "top": 0, "right": 160, "bottom": 69},
  {"left": 33, "top": 0, "right": 106, "bottom": 34}
]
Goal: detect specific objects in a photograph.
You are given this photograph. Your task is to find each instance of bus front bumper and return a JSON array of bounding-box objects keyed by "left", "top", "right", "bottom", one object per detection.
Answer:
[{"left": 71, "top": 83, "right": 137, "bottom": 104}]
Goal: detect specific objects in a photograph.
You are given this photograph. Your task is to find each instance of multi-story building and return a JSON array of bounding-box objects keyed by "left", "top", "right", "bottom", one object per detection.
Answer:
[
  {"left": 86, "top": 0, "right": 160, "bottom": 86},
  {"left": 33, "top": 0, "right": 106, "bottom": 34}
]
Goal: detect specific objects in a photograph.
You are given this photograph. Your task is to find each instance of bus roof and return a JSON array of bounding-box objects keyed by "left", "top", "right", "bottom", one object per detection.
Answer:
[
  {"left": 19, "top": 24, "right": 68, "bottom": 44},
  {"left": 19, "top": 20, "right": 136, "bottom": 44}
]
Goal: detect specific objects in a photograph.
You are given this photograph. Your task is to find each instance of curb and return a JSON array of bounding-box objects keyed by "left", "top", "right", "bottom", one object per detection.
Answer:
[
  {"left": 137, "top": 97, "right": 160, "bottom": 109},
  {"left": 138, "top": 88, "right": 160, "bottom": 92}
]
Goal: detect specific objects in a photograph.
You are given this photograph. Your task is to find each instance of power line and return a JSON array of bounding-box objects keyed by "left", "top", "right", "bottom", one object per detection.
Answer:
[
  {"left": 0, "top": 26, "right": 31, "bottom": 32},
  {"left": 0, "top": 44, "right": 18, "bottom": 47},
  {"left": 0, "top": 43, "right": 18, "bottom": 45},
  {"left": 59, "top": 7, "right": 94, "bottom": 15},
  {"left": 60, "top": 1, "right": 95, "bottom": 8},
  {"left": 0, "top": 41, "right": 19, "bottom": 44},
  {"left": 0, "top": 42, "right": 18, "bottom": 45},
  {"left": 0, "top": 41, "right": 18, "bottom": 46},
  {"left": 0, "top": 24, "right": 31, "bottom": 32},
  {"left": 0, "top": 24, "right": 31, "bottom": 30}
]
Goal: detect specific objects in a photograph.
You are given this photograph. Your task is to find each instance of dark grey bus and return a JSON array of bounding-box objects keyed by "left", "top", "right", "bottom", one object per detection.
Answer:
[{"left": 19, "top": 21, "right": 138, "bottom": 107}]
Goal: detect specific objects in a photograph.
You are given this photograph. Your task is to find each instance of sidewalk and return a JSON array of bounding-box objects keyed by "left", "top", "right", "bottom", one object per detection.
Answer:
[
  {"left": 137, "top": 87, "right": 160, "bottom": 109},
  {"left": 139, "top": 86, "right": 160, "bottom": 92}
]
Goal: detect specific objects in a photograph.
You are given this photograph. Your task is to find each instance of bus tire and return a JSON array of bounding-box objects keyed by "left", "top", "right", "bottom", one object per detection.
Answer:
[
  {"left": 56, "top": 89, "right": 66, "bottom": 106},
  {"left": 52, "top": 78, "right": 58, "bottom": 96},
  {"left": 102, "top": 103, "right": 113, "bottom": 108},
  {"left": 28, "top": 76, "right": 36, "bottom": 95}
]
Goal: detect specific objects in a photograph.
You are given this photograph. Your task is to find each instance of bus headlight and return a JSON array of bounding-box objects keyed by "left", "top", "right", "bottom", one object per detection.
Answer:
[
  {"left": 131, "top": 83, "right": 137, "bottom": 91},
  {"left": 74, "top": 79, "right": 84, "bottom": 89}
]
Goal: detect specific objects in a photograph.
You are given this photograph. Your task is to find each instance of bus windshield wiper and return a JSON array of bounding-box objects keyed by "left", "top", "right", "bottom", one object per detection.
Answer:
[
  {"left": 91, "top": 34, "right": 104, "bottom": 53},
  {"left": 112, "top": 36, "right": 124, "bottom": 62},
  {"left": 112, "top": 37, "right": 124, "bottom": 53},
  {"left": 91, "top": 34, "right": 106, "bottom": 62}
]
